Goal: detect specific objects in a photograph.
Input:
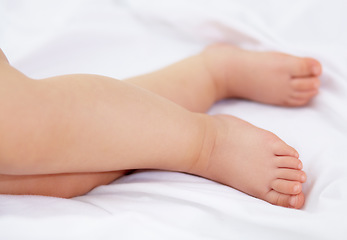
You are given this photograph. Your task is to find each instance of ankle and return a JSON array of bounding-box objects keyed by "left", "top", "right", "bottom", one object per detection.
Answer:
[
  {"left": 200, "top": 45, "right": 231, "bottom": 101},
  {"left": 185, "top": 114, "right": 218, "bottom": 176}
]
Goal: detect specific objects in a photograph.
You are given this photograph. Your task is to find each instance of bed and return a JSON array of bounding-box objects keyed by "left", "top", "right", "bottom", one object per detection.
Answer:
[{"left": 1, "top": 0, "right": 347, "bottom": 239}]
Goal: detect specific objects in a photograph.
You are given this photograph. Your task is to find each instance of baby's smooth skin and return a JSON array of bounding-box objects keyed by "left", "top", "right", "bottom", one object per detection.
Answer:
[
  {"left": 0, "top": 44, "right": 321, "bottom": 209},
  {"left": 194, "top": 45, "right": 320, "bottom": 208}
]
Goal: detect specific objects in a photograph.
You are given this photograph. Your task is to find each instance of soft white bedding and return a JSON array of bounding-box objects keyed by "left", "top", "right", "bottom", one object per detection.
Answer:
[{"left": 1, "top": 0, "right": 347, "bottom": 239}]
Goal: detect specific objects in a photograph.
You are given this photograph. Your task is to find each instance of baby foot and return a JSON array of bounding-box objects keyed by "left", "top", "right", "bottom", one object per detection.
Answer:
[
  {"left": 190, "top": 114, "right": 306, "bottom": 209},
  {"left": 202, "top": 44, "right": 322, "bottom": 106}
]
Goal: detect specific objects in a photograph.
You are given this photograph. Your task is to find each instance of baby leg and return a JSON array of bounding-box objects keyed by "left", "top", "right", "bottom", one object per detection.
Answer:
[
  {"left": 127, "top": 45, "right": 319, "bottom": 208},
  {"left": 0, "top": 49, "right": 208, "bottom": 196},
  {"left": 0, "top": 46, "right": 311, "bottom": 208},
  {"left": 0, "top": 46, "right": 242, "bottom": 197},
  {"left": 0, "top": 49, "right": 215, "bottom": 197}
]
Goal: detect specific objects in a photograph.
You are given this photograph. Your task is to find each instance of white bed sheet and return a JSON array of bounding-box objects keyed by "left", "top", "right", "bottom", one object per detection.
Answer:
[{"left": 1, "top": 0, "right": 347, "bottom": 239}]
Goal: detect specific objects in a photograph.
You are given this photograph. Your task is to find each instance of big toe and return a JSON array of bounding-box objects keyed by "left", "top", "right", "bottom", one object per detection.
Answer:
[
  {"left": 289, "top": 57, "right": 322, "bottom": 77},
  {"left": 265, "top": 190, "right": 305, "bottom": 209}
]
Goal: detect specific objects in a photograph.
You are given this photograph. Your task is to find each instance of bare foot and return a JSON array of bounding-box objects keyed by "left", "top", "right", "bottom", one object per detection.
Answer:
[
  {"left": 190, "top": 114, "right": 306, "bottom": 209},
  {"left": 202, "top": 44, "right": 322, "bottom": 106}
]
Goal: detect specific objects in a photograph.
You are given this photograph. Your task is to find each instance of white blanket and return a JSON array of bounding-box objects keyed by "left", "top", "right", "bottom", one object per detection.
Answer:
[{"left": 1, "top": 0, "right": 347, "bottom": 239}]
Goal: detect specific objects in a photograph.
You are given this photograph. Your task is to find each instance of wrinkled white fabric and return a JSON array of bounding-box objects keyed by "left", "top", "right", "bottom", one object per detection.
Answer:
[{"left": 1, "top": 0, "right": 347, "bottom": 239}]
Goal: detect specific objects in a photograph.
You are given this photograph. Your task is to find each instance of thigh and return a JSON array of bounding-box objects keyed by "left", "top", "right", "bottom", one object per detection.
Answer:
[
  {"left": 0, "top": 171, "right": 127, "bottom": 198},
  {"left": 0, "top": 50, "right": 127, "bottom": 197}
]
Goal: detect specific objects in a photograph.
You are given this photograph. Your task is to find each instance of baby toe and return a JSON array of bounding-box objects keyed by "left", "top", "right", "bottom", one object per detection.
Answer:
[
  {"left": 273, "top": 141, "right": 299, "bottom": 158},
  {"left": 289, "top": 57, "right": 322, "bottom": 77},
  {"left": 305, "top": 58, "right": 322, "bottom": 76},
  {"left": 290, "top": 77, "right": 320, "bottom": 91},
  {"left": 271, "top": 179, "right": 302, "bottom": 195},
  {"left": 275, "top": 168, "right": 306, "bottom": 182},
  {"left": 285, "top": 89, "right": 319, "bottom": 106},
  {"left": 289, "top": 192, "right": 305, "bottom": 209},
  {"left": 264, "top": 190, "right": 305, "bottom": 209},
  {"left": 285, "top": 97, "right": 311, "bottom": 107},
  {"left": 289, "top": 90, "right": 319, "bottom": 103},
  {"left": 275, "top": 157, "right": 303, "bottom": 169}
]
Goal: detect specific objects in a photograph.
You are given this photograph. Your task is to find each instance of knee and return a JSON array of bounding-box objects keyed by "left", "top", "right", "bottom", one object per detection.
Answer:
[
  {"left": 0, "top": 50, "right": 52, "bottom": 175},
  {"left": 0, "top": 49, "right": 9, "bottom": 64}
]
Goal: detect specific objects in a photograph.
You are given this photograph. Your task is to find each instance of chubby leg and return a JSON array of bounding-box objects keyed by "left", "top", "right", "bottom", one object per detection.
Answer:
[
  {"left": 0, "top": 48, "right": 218, "bottom": 197},
  {"left": 0, "top": 46, "right": 237, "bottom": 197},
  {"left": 127, "top": 44, "right": 321, "bottom": 110},
  {"left": 125, "top": 44, "right": 321, "bottom": 209},
  {"left": 0, "top": 46, "right": 320, "bottom": 208},
  {"left": 0, "top": 49, "right": 209, "bottom": 195}
]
